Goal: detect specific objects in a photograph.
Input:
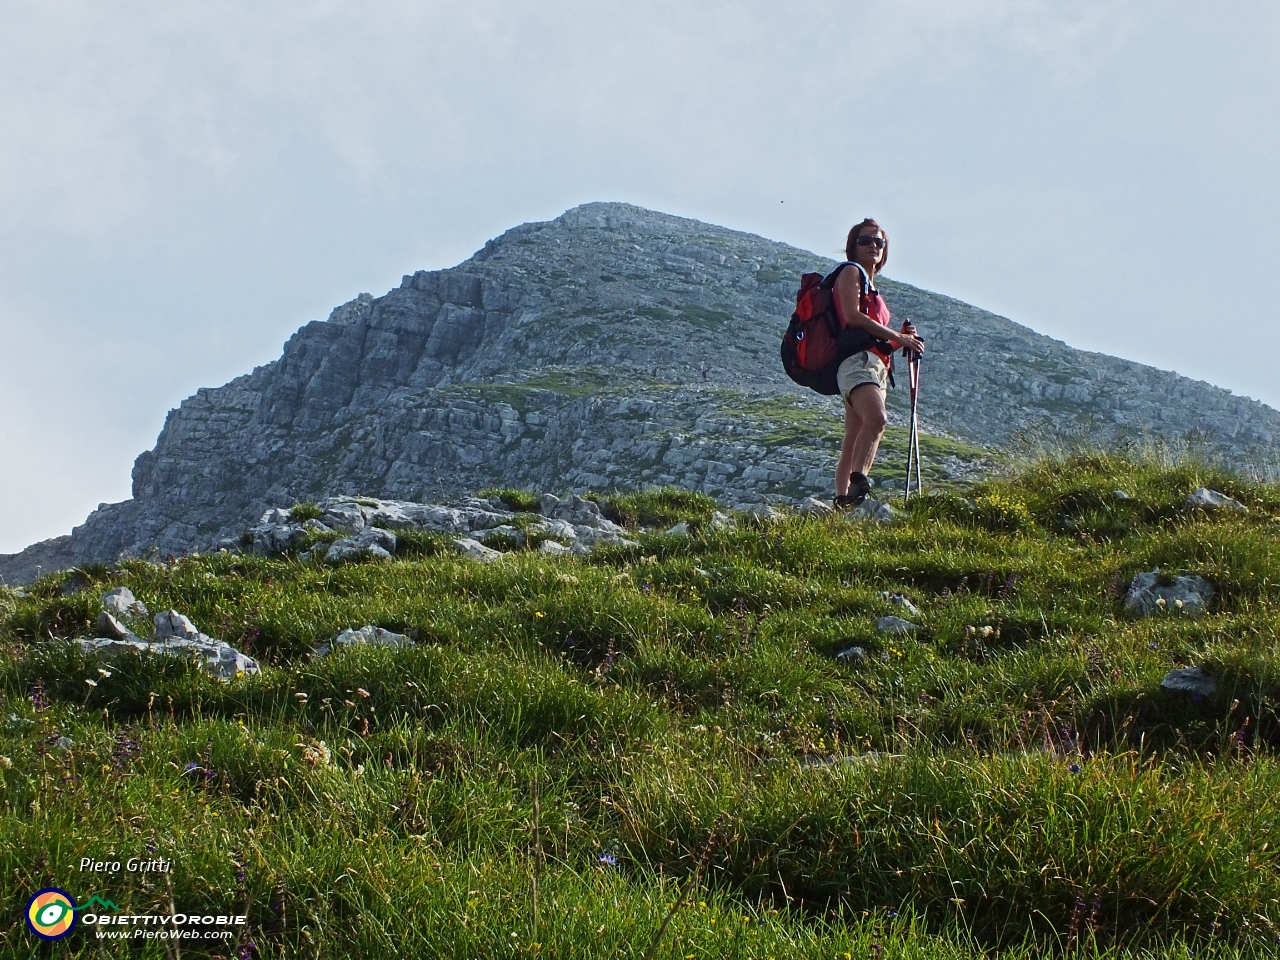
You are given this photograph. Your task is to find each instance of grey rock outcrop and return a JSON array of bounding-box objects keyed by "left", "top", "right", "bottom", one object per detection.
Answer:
[
  {"left": 250, "top": 508, "right": 308, "bottom": 555},
  {"left": 876, "top": 616, "right": 919, "bottom": 636},
  {"left": 79, "top": 608, "right": 260, "bottom": 681},
  {"left": 453, "top": 538, "right": 505, "bottom": 563},
  {"left": 6, "top": 202, "right": 1280, "bottom": 584},
  {"left": 1124, "top": 569, "right": 1215, "bottom": 616},
  {"left": 101, "top": 587, "right": 148, "bottom": 620},
  {"left": 325, "top": 527, "right": 397, "bottom": 564},
  {"left": 880, "top": 592, "right": 920, "bottom": 616},
  {"left": 1184, "top": 488, "right": 1248, "bottom": 512},
  {"left": 1160, "top": 666, "right": 1216, "bottom": 698},
  {"left": 846, "top": 500, "right": 896, "bottom": 524},
  {"left": 313, "top": 625, "right": 413, "bottom": 657},
  {"left": 797, "top": 496, "right": 834, "bottom": 518}
]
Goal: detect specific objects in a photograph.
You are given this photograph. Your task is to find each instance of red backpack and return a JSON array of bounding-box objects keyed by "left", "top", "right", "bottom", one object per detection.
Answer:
[{"left": 780, "top": 262, "right": 875, "bottom": 395}]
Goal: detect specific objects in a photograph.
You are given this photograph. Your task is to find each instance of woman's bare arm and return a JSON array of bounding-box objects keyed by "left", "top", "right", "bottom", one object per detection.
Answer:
[{"left": 834, "top": 268, "right": 925, "bottom": 353}]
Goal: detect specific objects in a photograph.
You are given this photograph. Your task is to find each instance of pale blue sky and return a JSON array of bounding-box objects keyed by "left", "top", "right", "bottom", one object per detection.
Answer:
[{"left": 2, "top": 1, "right": 1277, "bottom": 552}]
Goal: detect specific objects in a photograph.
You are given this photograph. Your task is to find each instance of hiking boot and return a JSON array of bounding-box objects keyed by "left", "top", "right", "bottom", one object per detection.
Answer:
[
  {"left": 834, "top": 492, "right": 867, "bottom": 510},
  {"left": 835, "top": 473, "right": 874, "bottom": 510}
]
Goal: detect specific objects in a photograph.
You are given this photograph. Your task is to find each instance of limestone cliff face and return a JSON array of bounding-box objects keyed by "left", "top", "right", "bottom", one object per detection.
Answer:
[{"left": 3, "top": 202, "right": 1276, "bottom": 583}]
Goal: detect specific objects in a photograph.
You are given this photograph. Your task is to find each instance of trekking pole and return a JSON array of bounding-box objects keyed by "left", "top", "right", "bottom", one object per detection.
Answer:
[
  {"left": 903, "top": 350, "right": 923, "bottom": 505},
  {"left": 910, "top": 353, "right": 923, "bottom": 497}
]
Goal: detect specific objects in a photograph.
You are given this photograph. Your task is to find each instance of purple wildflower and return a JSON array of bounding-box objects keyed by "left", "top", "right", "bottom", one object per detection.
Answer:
[
  {"left": 1068, "top": 762, "right": 1082, "bottom": 774},
  {"left": 598, "top": 853, "right": 618, "bottom": 867}
]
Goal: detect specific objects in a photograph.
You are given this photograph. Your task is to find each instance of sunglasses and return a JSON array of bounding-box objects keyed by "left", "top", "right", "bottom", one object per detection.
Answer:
[{"left": 854, "top": 236, "right": 886, "bottom": 249}]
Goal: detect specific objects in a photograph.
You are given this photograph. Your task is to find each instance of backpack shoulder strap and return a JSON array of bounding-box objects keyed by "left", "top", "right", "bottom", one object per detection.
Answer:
[
  {"left": 823, "top": 260, "right": 869, "bottom": 296},
  {"left": 849, "top": 261, "right": 872, "bottom": 296}
]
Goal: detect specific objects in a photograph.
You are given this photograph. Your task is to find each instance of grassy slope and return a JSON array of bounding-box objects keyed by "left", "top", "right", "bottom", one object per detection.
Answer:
[{"left": 2, "top": 455, "right": 1280, "bottom": 958}]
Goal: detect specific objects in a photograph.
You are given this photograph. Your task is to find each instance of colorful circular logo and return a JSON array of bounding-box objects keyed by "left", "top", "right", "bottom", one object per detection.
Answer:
[{"left": 26, "top": 888, "right": 78, "bottom": 940}]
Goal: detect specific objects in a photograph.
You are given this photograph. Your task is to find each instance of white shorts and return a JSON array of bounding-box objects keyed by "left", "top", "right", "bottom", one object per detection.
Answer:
[{"left": 836, "top": 351, "right": 889, "bottom": 404}]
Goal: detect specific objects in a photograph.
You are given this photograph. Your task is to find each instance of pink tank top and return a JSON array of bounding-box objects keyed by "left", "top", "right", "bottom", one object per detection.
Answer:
[{"left": 836, "top": 262, "right": 894, "bottom": 364}]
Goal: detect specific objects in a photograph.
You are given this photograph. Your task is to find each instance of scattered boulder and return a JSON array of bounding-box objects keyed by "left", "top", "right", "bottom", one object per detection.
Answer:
[
  {"left": 313, "top": 625, "right": 414, "bottom": 657},
  {"left": 741, "top": 504, "right": 783, "bottom": 525},
  {"left": 321, "top": 502, "right": 367, "bottom": 534},
  {"left": 1185, "top": 487, "right": 1247, "bottom": 512},
  {"left": 101, "top": 587, "right": 149, "bottom": 620},
  {"left": 453, "top": 538, "right": 504, "bottom": 563},
  {"left": 538, "top": 540, "right": 573, "bottom": 557},
  {"left": 846, "top": 500, "right": 896, "bottom": 524},
  {"left": 325, "top": 527, "right": 397, "bottom": 564},
  {"left": 534, "top": 519, "right": 578, "bottom": 542},
  {"left": 155, "top": 609, "right": 202, "bottom": 640},
  {"left": 835, "top": 645, "right": 866, "bottom": 664},
  {"left": 708, "top": 510, "right": 735, "bottom": 532},
  {"left": 97, "top": 611, "right": 143, "bottom": 643},
  {"left": 1161, "top": 666, "right": 1216, "bottom": 698},
  {"left": 879, "top": 591, "right": 920, "bottom": 616},
  {"left": 1113, "top": 489, "right": 1132, "bottom": 501},
  {"left": 876, "top": 616, "right": 918, "bottom": 635},
  {"left": 797, "top": 497, "right": 833, "bottom": 518},
  {"left": 79, "top": 608, "right": 260, "bottom": 681},
  {"left": 1124, "top": 568, "right": 1215, "bottom": 616},
  {"left": 250, "top": 508, "right": 308, "bottom": 556},
  {"left": 665, "top": 521, "right": 691, "bottom": 537}
]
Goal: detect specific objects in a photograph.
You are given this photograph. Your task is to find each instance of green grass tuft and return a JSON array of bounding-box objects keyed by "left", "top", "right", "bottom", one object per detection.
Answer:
[{"left": 3, "top": 453, "right": 1280, "bottom": 957}]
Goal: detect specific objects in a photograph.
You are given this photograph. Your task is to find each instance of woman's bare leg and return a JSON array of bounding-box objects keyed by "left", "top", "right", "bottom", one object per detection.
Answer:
[
  {"left": 847, "top": 384, "right": 887, "bottom": 477},
  {"left": 836, "top": 401, "right": 862, "bottom": 496}
]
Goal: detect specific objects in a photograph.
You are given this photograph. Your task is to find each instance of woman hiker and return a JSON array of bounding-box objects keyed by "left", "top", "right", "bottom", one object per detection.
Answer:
[{"left": 832, "top": 218, "right": 925, "bottom": 508}]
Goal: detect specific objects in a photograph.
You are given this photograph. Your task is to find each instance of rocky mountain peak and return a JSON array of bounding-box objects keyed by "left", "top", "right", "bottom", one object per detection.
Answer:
[{"left": 3, "top": 202, "right": 1277, "bottom": 585}]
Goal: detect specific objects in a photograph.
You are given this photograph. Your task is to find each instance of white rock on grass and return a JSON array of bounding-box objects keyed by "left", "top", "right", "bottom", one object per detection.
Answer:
[
  {"left": 876, "top": 616, "right": 918, "bottom": 635},
  {"left": 97, "top": 611, "right": 144, "bottom": 642},
  {"left": 453, "top": 537, "right": 505, "bottom": 563},
  {"left": 313, "top": 625, "right": 414, "bottom": 657},
  {"left": 539, "top": 540, "right": 573, "bottom": 557},
  {"left": 79, "top": 608, "right": 260, "bottom": 681},
  {"left": 845, "top": 499, "right": 896, "bottom": 524},
  {"left": 1124, "top": 568, "right": 1215, "bottom": 616},
  {"left": 665, "top": 521, "right": 691, "bottom": 537},
  {"left": 742, "top": 504, "right": 783, "bottom": 524},
  {"left": 534, "top": 519, "right": 578, "bottom": 541},
  {"left": 250, "top": 508, "right": 308, "bottom": 556},
  {"left": 708, "top": 511, "right": 735, "bottom": 532},
  {"left": 835, "top": 646, "right": 866, "bottom": 663},
  {"left": 325, "top": 527, "right": 397, "bottom": 563},
  {"left": 321, "top": 502, "right": 367, "bottom": 534},
  {"left": 1184, "top": 488, "right": 1247, "bottom": 512},
  {"left": 879, "top": 591, "right": 920, "bottom": 616},
  {"left": 155, "top": 609, "right": 201, "bottom": 640},
  {"left": 101, "top": 587, "right": 149, "bottom": 620},
  {"left": 1161, "top": 666, "right": 1216, "bottom": 697},
  {"left": 797, "top": 497, "right": 833, "bottom": 518}
]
